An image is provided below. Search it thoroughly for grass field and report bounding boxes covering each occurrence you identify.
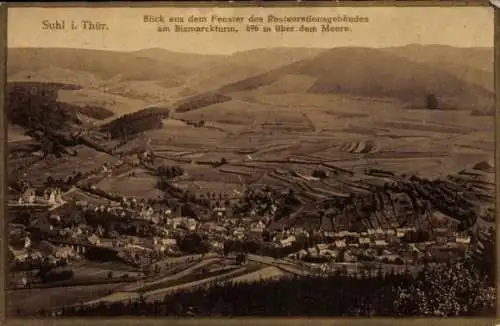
[71,265,144,281]
[228,266,288,284]
[8,125,31,142]
[138,266,242,292]
[57,88,150,120]
[62,188,111,205]
[110,89,495,197]
[7,283,126,316]
[96,168,163,199]
[22,146,118,185]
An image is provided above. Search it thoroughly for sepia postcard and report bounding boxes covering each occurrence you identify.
[2,2,498,324]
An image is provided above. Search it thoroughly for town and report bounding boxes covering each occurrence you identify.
[8,143,493,312]
[5,25,496,316]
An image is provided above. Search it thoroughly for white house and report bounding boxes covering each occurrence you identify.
[359,237,370,245]
[455,235,471,245]
[374,239,388,247]
[396,229,406,238]
[88,234,101,246]
[23,236,31,249]
[335,239,347,248]
[316,243,329,251]
[319,249,339,259]
[280,235,296,247]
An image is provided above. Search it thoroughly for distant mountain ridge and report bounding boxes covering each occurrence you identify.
[381,44,493,92]
[7,48,188,85]
[6,45,494,134]
[217,46,494,111]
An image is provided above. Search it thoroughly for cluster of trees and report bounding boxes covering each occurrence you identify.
[80,210,161,239]
[393,261,492,316]
[413,179,478,230]
[156,165,184,179]
[7,82,80,132]
[174,92,231,113]
[470,227,495,286]
[101,107,169,140]
[426,94,439,110]
[309,176,479,233]
[10,253,67,274]
[222,233,324,259]
[232,188,292,219]
[57,258,495,317]
[156,176,185,197]
[43,174,84,191]
[212,157,228,167]
[312,169,328,179]
[177,233,210,254]
[185,120,206,128]
[75,104,114,120]
[42,206,163,244]
[402,229,433,243]
[37,267,74,284]
[7,82,114,159]
[79,185,122,202]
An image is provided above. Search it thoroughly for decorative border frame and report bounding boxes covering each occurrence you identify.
[0,2,497,325]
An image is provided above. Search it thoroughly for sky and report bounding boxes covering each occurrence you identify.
[7,6,494,54]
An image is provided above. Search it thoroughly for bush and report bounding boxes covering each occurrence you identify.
[312,169,328,179]
[426,94,438,110]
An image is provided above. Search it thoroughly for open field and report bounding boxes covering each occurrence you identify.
[138,266,242,292]
[8,125,31,142]
[79,259,265,306]
[62,188,111,205]
[144,263,264,302]
[79,260,143,273]
[57,87,150,121]
[19,145,118,185]
[121,258,220,292]
[7,283,126,316]
[95,168,164,199]
[71,265,144,281]
[153,91,494,184]
[82,82,494,202]
[228,266,289,284]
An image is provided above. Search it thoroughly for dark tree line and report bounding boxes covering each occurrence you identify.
[101,107,170,140]
[43,173,84,192]
[7,82,79,132]
[57,258,494,317]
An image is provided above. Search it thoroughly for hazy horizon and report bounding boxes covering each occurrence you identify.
[6,43,494,56]
[8,7,493,55]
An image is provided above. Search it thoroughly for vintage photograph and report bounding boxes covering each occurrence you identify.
[5,5,496,317]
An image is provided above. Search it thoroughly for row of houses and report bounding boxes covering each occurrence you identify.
[18,187,65,207]
[323,227,417,240]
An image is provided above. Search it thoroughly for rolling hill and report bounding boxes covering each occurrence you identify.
[382,44,493,92]
[180,47,326,95]
[133,48,225,70]
[7,47,329,117]
[382,44,493,74]
[7,45,495,138]
[218,46,494,111]
[5,80,119,146]
[7,48,187,86]
[7,48,195,110]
